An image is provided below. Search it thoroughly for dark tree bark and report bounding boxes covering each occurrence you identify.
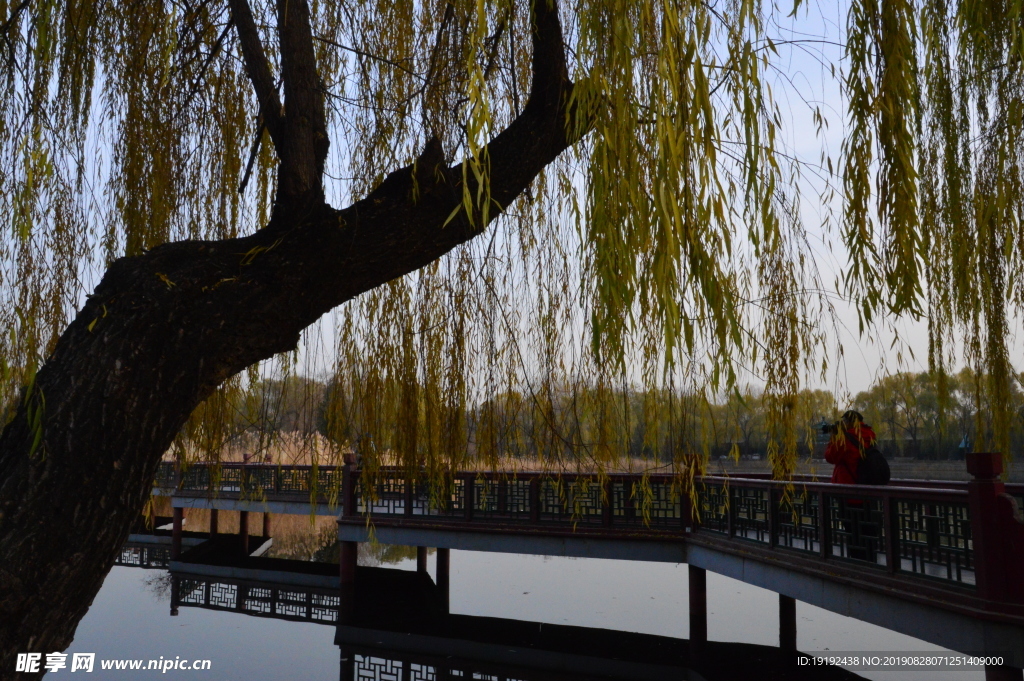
[0,0,591,673]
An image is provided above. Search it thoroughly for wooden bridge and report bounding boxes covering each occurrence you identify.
[154,452,1024,679]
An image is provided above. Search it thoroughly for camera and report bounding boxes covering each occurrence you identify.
[820,422,839,435]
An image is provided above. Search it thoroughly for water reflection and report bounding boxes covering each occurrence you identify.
[87,527,984,681]
[156,546,858,681]
[162,568,861,681]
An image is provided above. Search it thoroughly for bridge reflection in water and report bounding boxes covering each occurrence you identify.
[116,543,171,570]
[159,564,859,681]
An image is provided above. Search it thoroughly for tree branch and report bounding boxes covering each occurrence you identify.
[275,0,328,203]
[227,0,284,148]
[0,0,30,40]
[527,0,569,112]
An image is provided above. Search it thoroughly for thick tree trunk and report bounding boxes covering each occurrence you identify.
[0,0,588,671]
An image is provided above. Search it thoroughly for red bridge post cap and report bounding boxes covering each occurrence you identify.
[966,452,1003,479]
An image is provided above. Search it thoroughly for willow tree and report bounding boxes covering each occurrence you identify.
[1,0,1022,665]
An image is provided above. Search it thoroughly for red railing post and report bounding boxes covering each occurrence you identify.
[341,453,357,517]
[339,452,359,624]
[239,511,249,555]
[498,477,508,516]
[529,477,541,523]
[726,485,735,537]
[171,507,183,560]
[463,474,474,521]
[602,477,613,527]
[685,479,700,533]
[404,475,414,517]
[818,492,831,558]
[883,495,898,574]
[688,481,696,532]
[967,452,1010,601]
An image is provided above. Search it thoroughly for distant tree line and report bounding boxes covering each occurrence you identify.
[186,369,1024,465]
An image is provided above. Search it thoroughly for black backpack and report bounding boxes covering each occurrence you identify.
[855,444,891,485]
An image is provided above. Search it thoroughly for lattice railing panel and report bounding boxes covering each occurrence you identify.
[828,495,887,567]
[564,479,604,524]
[425,477,467,517]
[356,656,403,681]
[311,593,340,622]
[777,492,820,553]
[214,467,244,493]
[278,468,311,494]
[115,545,171,569]
[612,480,681,527]
[244,468,276,495]
[359,475,407,515]
[172,577,341,623]
[314,468,343,496]
[538,479,573,522]
[179,467,211,492]
[244,594,272,614]
[699,483,729,533]
[155,462,177,488]
[208,582,238,608]
[466,478,532,519]
[416,477,462,516]
[731,487,770,543]
[506,479,532,518]
[178,579,206,605]
[407,663,436,681]
[896,500,974,584]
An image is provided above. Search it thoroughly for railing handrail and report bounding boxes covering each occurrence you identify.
[157,460,1019,491]
[695,474,970,500]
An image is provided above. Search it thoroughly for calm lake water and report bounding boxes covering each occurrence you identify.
[65,543,984,681]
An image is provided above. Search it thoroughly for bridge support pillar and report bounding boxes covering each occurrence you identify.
[437,547,450,614]
[339,647,355,681]
[171,507,183,559]
[688,565,707,662]
[340,541,358,623]
[417,546,428,574]
[779,594,796,652]
[239,511,249,555]
[262,512,272,538]
[209,508,218,536]
[986,664,1024,681]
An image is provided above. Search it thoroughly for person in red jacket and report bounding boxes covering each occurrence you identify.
[824,410,877,484]
[823,410,879,561]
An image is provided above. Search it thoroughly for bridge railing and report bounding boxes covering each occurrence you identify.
[696,476,974,586]
[156,455,1024,603]
[155,462,342,501]
[349,469,688,529]
[170,574,340,624]
[343,458,1024,603]
[114,544,172,569]
[345,470,976,585]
